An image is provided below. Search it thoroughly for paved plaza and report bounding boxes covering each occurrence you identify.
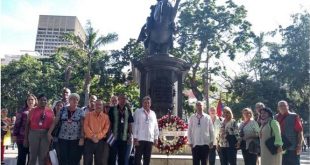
[3,147,310,165]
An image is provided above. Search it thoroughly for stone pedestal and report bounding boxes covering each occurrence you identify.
[133,55,190,118]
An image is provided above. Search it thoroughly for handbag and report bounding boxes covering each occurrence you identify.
[47,141,59,165]
[265,120,278,155]
[226,134,237,147]
[49,149,59,165]
[248,138,260,155]
[51,108,64,137]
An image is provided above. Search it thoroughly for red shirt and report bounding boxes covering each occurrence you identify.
[29,107,54,130]
[277,112,303,133]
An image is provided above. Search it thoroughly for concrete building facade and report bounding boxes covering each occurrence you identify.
[34,15,86,56]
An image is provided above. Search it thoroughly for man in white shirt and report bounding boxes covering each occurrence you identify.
[208,107,222,165]
[133,96,159,165]
[188,101,214,165]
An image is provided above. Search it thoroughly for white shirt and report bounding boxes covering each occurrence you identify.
[188,112,214,147]
[211,116,222,145]
[133,108,159,142]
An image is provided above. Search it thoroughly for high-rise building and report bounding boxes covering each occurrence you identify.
[34,15,86,56]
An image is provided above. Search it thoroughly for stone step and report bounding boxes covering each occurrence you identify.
[150,154,244,165]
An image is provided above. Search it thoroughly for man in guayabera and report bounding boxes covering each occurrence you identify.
[133,96,159,165]
[188,101,214,165]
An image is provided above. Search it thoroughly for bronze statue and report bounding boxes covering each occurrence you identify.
[137,0,181,55]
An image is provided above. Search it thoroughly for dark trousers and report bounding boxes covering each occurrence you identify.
[241,149,257,165]
[134,141,153,165]
[17,143,29,165]
[108,140,128,165]
[1,141,4,162]
[209,147,219,165]
[58,139,82,165]
[192,145,210,165]
[102,140,110,165]
[219,147,237,165]
[282,150,300,165]
[83,139,107,165]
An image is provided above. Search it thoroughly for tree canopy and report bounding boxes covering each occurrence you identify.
[1,1,309,123]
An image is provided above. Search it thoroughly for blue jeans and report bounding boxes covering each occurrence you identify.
[125,142,133,165]
[282,150,300,165]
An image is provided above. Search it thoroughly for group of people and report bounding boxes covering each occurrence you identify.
[0,87,305,165]
[2,88,159,165]
[187,101,304,165]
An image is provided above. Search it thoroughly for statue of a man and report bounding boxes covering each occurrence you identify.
[137,0,180,56]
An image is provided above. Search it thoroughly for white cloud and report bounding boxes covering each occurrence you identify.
[235,0,310,33]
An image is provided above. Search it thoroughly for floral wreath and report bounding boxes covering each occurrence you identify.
[156,113,188,155]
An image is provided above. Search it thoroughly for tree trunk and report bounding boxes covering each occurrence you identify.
[189,77,204,101]
[64,66,72,88]
[171,0,181,21]
[204,54,210,111]
[83,55,92,106]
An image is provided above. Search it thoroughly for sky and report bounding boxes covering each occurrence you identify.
[0,0,309,61]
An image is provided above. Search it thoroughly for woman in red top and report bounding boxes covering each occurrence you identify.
[24,94,54,165]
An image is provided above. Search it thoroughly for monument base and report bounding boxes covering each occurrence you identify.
[150,147,246,165]
[133,55,190,118]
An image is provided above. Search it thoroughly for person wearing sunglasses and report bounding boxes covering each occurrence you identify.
[188,101,214,165]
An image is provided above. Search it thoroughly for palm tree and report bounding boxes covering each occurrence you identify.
[62,20,118,105]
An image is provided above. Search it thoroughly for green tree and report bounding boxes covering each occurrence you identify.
[226,75,287,118]
[1,55,64,114]
[1,55,41,113]
[266,12,310,120]
[62,21,118,105]
[227,11,310,119]
[175,0,254,110]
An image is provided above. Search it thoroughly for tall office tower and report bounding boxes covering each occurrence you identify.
[34,15,86,56]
